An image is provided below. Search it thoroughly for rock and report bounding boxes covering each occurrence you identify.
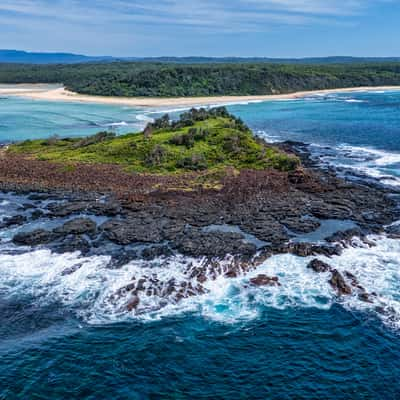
[47,200,121,218]
[47,201,89,217]
[344,271,359,287]
[0,215,27,228]
[31,210,44,220]
[53,218,97,237]
[358,293,373,303]
[281,242,342,258]
[325,228,362,244]
[250,275,281,287]
[61,263,83,276]
[108,250,138,269]
[89,201,122,216]
[307,259,331,273]
[53,235,90,254]
[385,224,400,239]
[329,269,352,296]
[175,228,256,257]
[20,203,36,210]
[282,217,321,234]
[27,193,57,201]
[142,245,173,260]
[12,229,54,246]
[100,219,164,244]
[127,295,140,311]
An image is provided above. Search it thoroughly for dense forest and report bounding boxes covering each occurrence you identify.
[1,62,400,97]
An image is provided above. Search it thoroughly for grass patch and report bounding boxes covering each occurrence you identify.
[8,107,300,174]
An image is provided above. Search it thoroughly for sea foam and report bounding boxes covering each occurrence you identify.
[1,234,400,328]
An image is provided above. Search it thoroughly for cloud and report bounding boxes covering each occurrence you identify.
[0,0,383,32]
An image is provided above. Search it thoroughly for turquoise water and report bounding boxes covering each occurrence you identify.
[1,91,400,399]
[0,96,148,142]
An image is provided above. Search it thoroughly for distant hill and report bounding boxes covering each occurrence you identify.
[0,50,113,64]
[1,50,400,65]
[131,56,400,64]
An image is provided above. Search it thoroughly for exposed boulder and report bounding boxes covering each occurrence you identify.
[307,259,332,273]
[100,219,164,244]
[53,218,97,237]
[0,215,27,229]
[329,269,352,296]
[280,242,342,257]
[13,229,54,246]
[325,228,362,244]
[175,228,256,257]
[250,275,281,287]
[53,235,91,255]
[142,245,173,260]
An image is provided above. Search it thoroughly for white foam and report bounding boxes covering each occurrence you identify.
[105,121,129,127]
[1,233,400,328]
[135,114,154,122]
[310,143,400,187]
[338,145,400,166]
[344,99,365,103]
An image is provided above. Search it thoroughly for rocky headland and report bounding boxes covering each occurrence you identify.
[0,107,398,313]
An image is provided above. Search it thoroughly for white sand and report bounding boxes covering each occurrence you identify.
[1,84,400,107]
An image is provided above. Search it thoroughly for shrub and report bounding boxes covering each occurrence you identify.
[43,134,60,146]
[177,154,207,171]
[145,145,168,167]
[73,131,116,148]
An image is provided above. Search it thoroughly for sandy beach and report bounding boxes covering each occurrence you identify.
[1,83,400,107]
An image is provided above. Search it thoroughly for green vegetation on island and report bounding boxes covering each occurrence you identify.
[8,107,299,174]
[1,62,400,97]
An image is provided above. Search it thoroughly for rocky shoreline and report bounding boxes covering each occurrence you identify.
[0,142,399,313]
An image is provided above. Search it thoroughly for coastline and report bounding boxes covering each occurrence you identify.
[1,84,400,107]
[0,141,397,315]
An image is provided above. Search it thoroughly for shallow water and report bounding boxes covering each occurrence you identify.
[1,91,400,399]
[0,96,148,142]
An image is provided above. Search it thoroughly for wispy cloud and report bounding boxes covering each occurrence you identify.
[0,0,394,56]
[0,0,384,31]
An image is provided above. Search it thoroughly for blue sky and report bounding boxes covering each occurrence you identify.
[0,0,399,57]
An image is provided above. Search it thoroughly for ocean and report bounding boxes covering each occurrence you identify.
[1,91,400,399]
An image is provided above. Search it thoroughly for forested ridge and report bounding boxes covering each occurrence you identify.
[1,62,400,97]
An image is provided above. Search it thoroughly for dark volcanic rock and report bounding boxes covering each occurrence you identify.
[127,295,140,311]
[0,215,27,229]
[53,235,91,254]
[385,224,400,239]
[325,228,362,244]
[175,228,256,257]
[108,250,138,269]
[100,219,163,244]
[250,275,281,287]
[307,259,332,273]
[100,217,184,245]
[53,218,97,237]
[20,203,36,210]
[47,200,122,218]
[358,292,374,303]
[280,242,342,257]
[13,229,54,246]
[47,201,89,217]
[142,245,173,260]
[282,217,321,234]
[329,269,352,296]
[31,210,45,220]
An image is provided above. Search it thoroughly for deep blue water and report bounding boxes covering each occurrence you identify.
[1,307,399,399]
[1,90,400,399]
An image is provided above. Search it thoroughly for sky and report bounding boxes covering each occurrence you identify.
[0,0,399,57]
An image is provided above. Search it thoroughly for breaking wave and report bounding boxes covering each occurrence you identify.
[0,234,399,328]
